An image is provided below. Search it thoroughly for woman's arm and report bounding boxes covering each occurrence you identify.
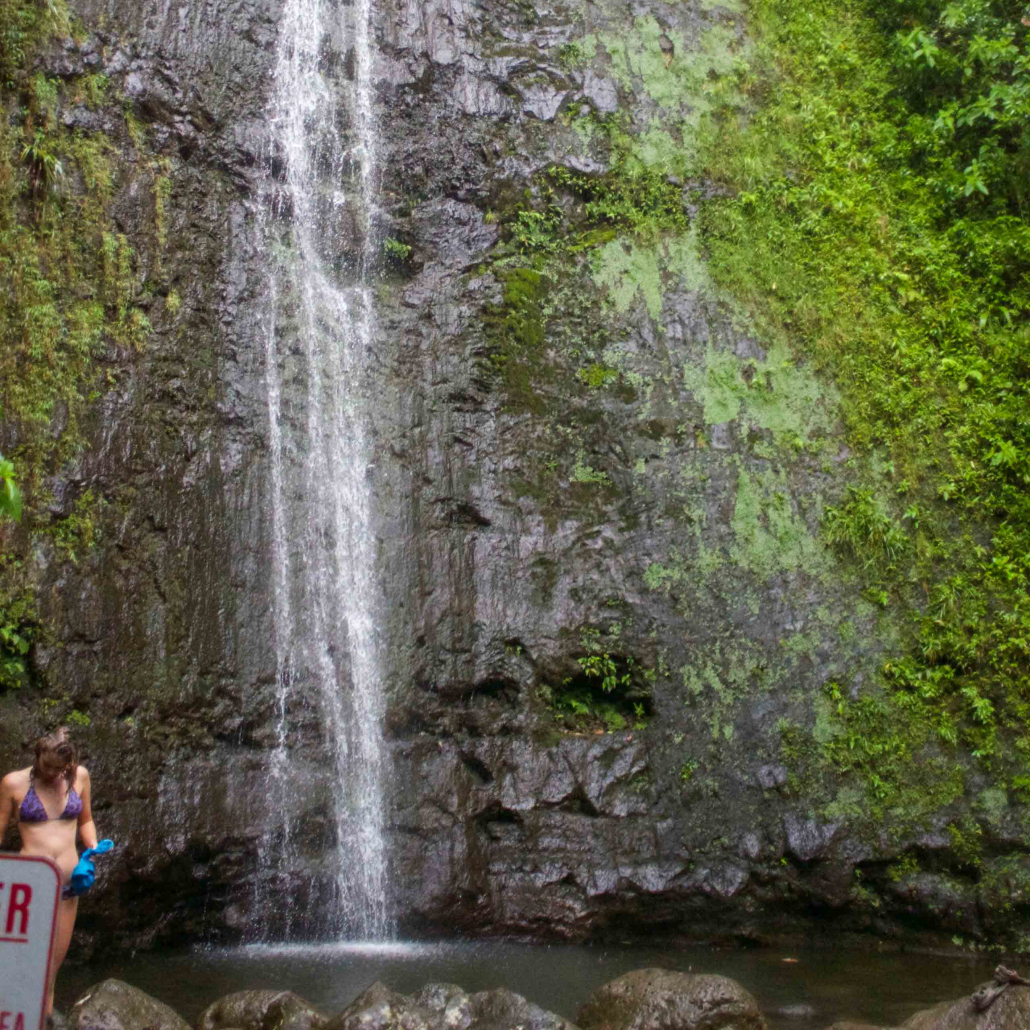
[77,767,98,850]
[0,773,15,848]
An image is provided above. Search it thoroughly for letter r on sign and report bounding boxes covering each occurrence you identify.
[6,883,32,935]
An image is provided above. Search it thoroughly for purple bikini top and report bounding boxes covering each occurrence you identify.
[19,774,82,823]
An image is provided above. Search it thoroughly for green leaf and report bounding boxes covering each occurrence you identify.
[0,473,22,522]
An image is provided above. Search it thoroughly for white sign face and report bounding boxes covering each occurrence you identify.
[0,854,61,1030]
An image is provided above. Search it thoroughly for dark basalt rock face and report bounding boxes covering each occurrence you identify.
[1,0,1026,957]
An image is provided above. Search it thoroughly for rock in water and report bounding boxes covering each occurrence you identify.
[325,983,575,1030]
[70,980,190,1030]
[577,969,766,1030]
[326,982,434,1030]
[198,991,327,1030]
[468,988,579,1030]
[414,984,473,1030]
[901,985,1030,1028]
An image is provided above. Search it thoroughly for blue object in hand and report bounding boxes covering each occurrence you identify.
[70,839,114,896]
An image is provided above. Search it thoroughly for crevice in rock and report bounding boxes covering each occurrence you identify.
[433,496,492,526]
[502,637,533,662]
[538,655,653,735]
[555,786,600,818]
[476,803,525,842]
[460,751,494,785]
[446,391,486,413]
[383,704,441,739]
[471,675,520,700]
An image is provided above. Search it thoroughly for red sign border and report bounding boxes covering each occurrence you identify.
[0,853,61,1030]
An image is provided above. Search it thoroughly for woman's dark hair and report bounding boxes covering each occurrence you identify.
[33,727,77,785]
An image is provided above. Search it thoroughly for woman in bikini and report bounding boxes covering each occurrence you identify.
[0,728,98,1016]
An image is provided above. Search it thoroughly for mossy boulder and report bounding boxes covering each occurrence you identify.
[197,991,327,1030]
[469,988,578,1030]
[577,969,766,1030]
[901,987,1030,1030]
[325,982,572,1030]
[70,979,189,1030]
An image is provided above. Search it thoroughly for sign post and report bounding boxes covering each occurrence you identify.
[0,854,61,1030]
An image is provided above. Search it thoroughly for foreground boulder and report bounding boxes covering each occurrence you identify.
[326,982,574,1030]
[577,969,766,1030]
[901,986,1030,1029]
[198,990,327,1030]
[469,988,577,1030]
[415,984,473,1030]
[70,980,190,1030]
[326,982,432,1030]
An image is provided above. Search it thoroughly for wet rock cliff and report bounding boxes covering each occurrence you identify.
[1,0,1028,957]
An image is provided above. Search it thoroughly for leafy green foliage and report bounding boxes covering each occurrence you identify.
[882,0,1029,212]
[556,41,585,70]
[698,0,1030,826]
[21,128,63,195]
[577,649,632,693]
[48,488,103,564]
[510,203,567,255]
[0,455,22,522]
[540,682,636,733]
[823,488,909,567]
[570,453,611,486]
[0,561,36,691]
[75,73,108,109]
[485,157,688,410]
[507,162,688,256]
[0,0,67,85]
[1,0,150,499]
[549,164,689,239]
[383,236,411,261]
[577,362,619,389]
[537,628,651,734]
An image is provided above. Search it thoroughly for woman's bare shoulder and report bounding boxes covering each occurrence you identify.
[1,767,31,792]
[75,765,90,788]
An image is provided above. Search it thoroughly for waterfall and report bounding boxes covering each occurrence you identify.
[259,0,388,940]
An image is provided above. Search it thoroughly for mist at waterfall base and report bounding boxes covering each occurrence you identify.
[57,939,995,1029]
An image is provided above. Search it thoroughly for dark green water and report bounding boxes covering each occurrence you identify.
[57,940,997,1029]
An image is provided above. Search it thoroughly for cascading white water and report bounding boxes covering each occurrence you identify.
[259,0,388,940]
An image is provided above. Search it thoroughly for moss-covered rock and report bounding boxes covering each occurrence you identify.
[71,979,189,1030]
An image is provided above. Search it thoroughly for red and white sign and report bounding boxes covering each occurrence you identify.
[0,854,61,1030]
